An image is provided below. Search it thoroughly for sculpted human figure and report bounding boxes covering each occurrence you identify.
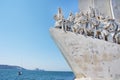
[115,21,120,32]
[105,19,117,42]
[89,7,95,18]
[72,12,87,34]
[72,22,81,34]
[54,8,64,29]
[113,21,120,43]
[53,7,120,45]
[74,12,81,24]
[88,16,100,38]
[66,12,75,31]
[83,12,93,36]
[72,12,81,33]
[93,13,110,39]
[99,18,111,41]
[67,12,75,22]
[57,8,64,20]
[94,9,100,18]
[115,32,120,44]
[78,12,88,36]
[108,19,118,32]
[81,14,90,35]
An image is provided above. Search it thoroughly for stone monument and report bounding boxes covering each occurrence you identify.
[50,0,120,80]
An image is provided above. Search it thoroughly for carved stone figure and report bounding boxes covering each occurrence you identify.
[53,7,120,45]
[89,7,95,18]
[54,14,63,29]
[72,12,83,33]
[54,8,64,29]
[67,12,75,31]
[72,22,81,34]
[74,12,81,24]
[116,32,120,44]
[78,13,88,36]
[115,32,120,44]
[67,12,75,22]
[62,19,72,32]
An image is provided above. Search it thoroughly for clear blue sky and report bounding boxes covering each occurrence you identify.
[0,0,78,71]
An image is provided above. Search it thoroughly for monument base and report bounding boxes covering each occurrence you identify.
[50,28,120,80]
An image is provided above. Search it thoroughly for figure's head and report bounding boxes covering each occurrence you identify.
[69,12,73,16]
[75,12,79,18]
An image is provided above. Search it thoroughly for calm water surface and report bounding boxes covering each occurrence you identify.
[0,69,75,80]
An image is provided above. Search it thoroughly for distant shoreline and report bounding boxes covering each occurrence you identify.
[0,65,72,72]
[0,64,25,70]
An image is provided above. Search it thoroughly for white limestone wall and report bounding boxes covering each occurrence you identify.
[78,0,113,18]
[112,0,120,22]
[78,0,93,13]
[94,0,113,18]
[79,0,120,21]
[50,28,120,80]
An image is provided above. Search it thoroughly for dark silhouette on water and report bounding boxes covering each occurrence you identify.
[18,71,22,76]
[15,71,23,80]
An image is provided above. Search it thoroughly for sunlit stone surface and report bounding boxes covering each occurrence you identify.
[50,28,120,80]
[50,0,120,80]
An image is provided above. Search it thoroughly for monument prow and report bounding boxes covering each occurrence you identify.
[50,0,120,80]
[50,28,120,80]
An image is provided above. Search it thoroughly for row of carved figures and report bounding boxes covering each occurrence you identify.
[54,7,120,44]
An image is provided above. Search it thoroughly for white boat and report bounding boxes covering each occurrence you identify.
[50,0,120,80]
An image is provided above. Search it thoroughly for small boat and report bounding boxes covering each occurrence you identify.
[18,71,22,76]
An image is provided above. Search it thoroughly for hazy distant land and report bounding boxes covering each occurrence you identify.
[0,64,25,70]
[0,64,45,71]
